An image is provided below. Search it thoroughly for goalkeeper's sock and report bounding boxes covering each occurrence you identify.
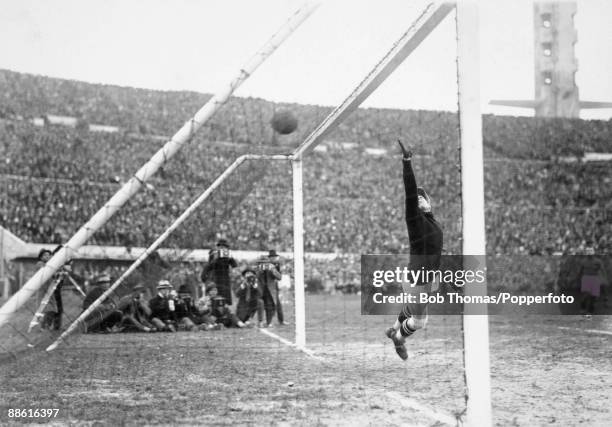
[393,309,409,330]
[398,318,416,338]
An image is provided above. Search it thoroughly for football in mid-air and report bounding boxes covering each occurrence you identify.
[270,110,298,135]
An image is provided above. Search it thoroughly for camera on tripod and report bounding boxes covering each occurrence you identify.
[52,263,72,279]
[209,248,230,261]
[256,258,276,272]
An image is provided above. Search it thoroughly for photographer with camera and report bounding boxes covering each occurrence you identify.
[200,239,238,305]
[175,284,209,331]
[235,268,264,327]
[36,245,86,330]
[202,284,246,328]
[256,250,286,328]
[35,249,61,330]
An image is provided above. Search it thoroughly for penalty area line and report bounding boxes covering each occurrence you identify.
[386,391,458,426]
[557,326,612,336]
[257,328,326,362]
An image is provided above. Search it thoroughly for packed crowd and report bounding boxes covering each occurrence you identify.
[1,69,611,258]
[4,69,612,153]
[2,142,609,255]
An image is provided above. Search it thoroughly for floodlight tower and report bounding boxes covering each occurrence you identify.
[491,1,612,117]
[534,1,579,117]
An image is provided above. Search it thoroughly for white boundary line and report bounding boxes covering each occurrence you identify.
[258,328,461,425]
[557,326,612,336]
[257,327,326,361]
[386,391,459,426]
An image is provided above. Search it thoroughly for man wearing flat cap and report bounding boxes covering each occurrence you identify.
[83,274,113,310]
[201,239,237,305]
[82,274,124,333]
[149,280,177,332]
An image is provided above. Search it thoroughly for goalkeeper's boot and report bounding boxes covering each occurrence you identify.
[385,327,408,361]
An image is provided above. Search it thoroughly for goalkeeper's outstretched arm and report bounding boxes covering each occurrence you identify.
[398,140,423,243]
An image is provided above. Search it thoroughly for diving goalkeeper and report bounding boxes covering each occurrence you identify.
[385,141,444,360]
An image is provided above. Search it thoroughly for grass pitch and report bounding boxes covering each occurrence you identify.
[1,294,611,426]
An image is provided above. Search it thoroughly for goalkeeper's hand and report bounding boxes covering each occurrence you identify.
[397,140,412,160]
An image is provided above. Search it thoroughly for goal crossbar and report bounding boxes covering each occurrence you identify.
[294,2,456,159]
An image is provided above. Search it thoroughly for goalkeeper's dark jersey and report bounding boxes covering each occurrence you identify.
[403,159,443,271]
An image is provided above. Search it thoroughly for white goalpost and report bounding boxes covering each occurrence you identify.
[456,2,492,426]
[27,1,491,425]
[292,158,306,349]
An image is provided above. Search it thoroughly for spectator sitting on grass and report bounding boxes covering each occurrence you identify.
[82,274,124,333]
[175,284,210,331]
[148,280,177,332]
[202,284,246,329]
[119,284,156,332]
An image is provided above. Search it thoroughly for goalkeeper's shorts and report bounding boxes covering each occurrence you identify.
[400,280,439,318]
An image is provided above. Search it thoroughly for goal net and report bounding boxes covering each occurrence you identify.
[0,3,484,425]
